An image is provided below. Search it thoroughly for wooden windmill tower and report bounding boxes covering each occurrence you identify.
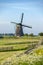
[11,13,32,36]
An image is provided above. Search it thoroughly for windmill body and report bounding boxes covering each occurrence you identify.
[11,13,32,36]
[16,24,24,36]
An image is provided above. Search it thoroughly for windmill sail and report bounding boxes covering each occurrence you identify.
[11,13,32,36]
[22,24,32,28]
[11,22,18,25]
[21,13,24,24]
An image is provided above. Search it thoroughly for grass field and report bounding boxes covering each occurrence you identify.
[0,36,43,65]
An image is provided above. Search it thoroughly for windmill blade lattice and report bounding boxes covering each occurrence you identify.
[11,13,32,36]
[22,24,32,28]
[11,22,18,25]
[21,13,24,24]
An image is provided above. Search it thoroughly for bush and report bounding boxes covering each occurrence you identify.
[24,34,28,36]
[0,35,4,39]
[29,33,34,36]
[38,32,43,36]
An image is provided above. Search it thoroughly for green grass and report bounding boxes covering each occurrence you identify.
[0,44,28,52]
[0,45,43,65]
[0,38,39,45]
[0,36,43,65]
[0,37,39,51]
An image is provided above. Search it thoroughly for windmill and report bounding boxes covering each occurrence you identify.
[11,13,32,36]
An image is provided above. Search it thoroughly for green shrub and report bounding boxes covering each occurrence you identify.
[38,32,43,36]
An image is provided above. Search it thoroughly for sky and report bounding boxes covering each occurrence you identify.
[0,0,43,35]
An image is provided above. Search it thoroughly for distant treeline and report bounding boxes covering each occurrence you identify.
[24,32,43,36]
[0,33,15,38]
[0,32,43,38]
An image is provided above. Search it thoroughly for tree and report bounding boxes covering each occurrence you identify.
[29,33,34,36]
[38,32,43,36]
[24,33,28,36]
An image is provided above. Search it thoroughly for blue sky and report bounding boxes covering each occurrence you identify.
[0,0,43,35]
